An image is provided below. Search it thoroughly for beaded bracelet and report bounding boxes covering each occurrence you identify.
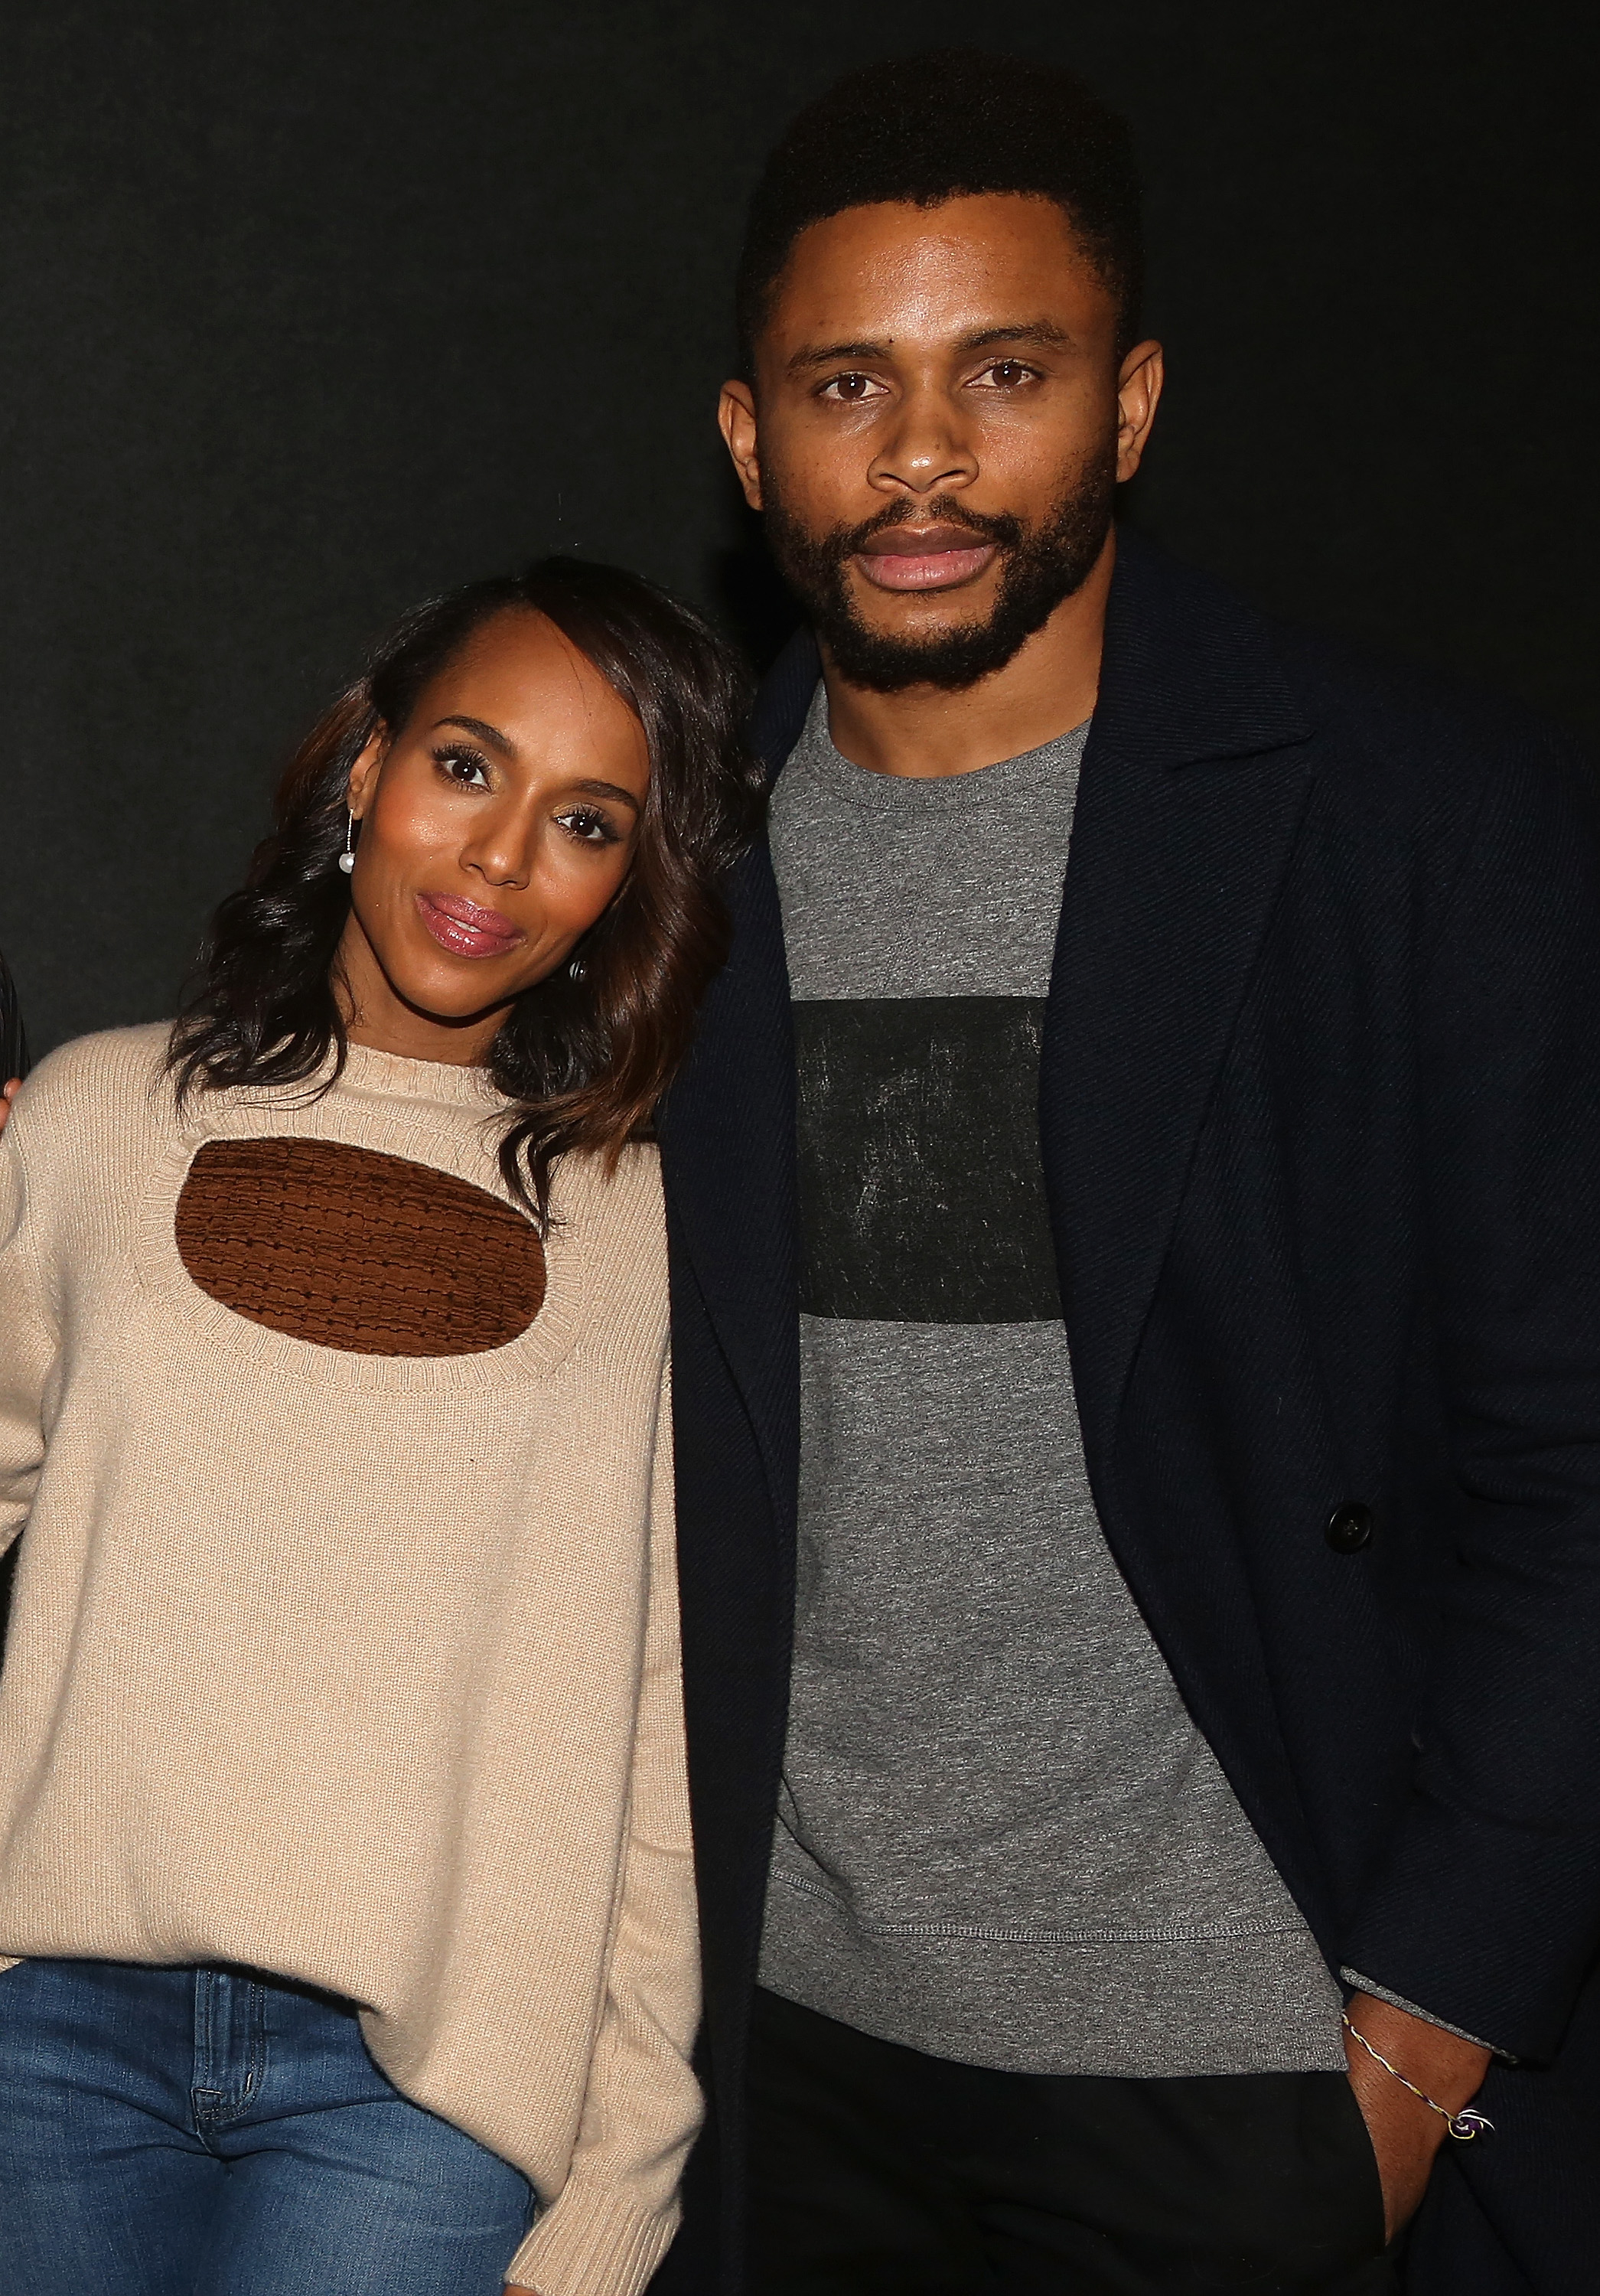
[1341,2013,1494,2141]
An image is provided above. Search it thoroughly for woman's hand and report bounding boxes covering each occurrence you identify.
[0,1079,18,1134]
[1344,1994,1492,2240]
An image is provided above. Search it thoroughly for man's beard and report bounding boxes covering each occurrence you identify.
[761,445,1118,693]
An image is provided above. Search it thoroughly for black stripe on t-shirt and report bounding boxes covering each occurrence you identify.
[794,996,1063,1323]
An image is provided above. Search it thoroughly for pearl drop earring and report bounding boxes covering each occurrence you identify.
[337,811,356,874]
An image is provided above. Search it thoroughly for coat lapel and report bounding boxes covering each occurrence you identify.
[656,632,816,1531]
[1042,534,1315,1473]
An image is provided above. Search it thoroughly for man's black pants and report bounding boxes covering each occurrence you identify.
[747,1988,1397,2294]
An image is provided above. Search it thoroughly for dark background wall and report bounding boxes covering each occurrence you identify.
[2,0,1595,1059]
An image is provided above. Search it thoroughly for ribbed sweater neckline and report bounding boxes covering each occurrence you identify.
[334,1040,505,1110]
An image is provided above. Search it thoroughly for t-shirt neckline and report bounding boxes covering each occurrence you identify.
[786,687,1092,814]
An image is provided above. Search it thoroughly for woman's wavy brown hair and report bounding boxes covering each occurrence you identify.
[169,558,764,1224]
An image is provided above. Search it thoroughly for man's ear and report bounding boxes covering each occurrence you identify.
[719,380,763,510]
[1115,340,1165,483]
[345,726,387,821]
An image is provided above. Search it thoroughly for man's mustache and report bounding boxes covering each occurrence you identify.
[828,496,1025,560]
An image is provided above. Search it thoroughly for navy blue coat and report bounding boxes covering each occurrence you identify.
[654,534,1600,2294]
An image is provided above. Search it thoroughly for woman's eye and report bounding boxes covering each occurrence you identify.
[820,372,885,405]
[435,745,490,790]
[556,806,621,847]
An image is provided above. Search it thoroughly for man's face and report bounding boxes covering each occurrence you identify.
[720,193,1162,691]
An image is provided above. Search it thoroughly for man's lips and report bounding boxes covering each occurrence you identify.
[853,525,998,593]
[415,892,523,958]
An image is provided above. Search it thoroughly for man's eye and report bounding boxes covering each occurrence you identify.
[556,807,620,846]
[435,745,490,789]
[974,359,1037,390]
[819,372,884,404]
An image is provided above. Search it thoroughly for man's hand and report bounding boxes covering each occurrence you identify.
[0,1078,18,1135]
[1343,1993,1492,2240]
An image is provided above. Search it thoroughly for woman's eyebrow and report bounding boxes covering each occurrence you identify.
[432,713,515,755]
[576,778,642,814]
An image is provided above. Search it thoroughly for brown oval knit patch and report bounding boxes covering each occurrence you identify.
[174,1137,546,1355]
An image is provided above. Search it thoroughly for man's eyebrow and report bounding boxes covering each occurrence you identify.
[432,713,515,756]
[787,320,1073,377]
[787,338,892,376]
[958,320,1072,352]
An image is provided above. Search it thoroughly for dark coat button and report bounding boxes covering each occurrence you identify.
[1325,1500,1374,1554]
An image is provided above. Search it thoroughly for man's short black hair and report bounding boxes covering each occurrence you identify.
[735,48,1144,374]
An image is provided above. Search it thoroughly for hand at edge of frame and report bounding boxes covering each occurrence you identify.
[0,1079,18,1135]
[1343,1992,1492,2242]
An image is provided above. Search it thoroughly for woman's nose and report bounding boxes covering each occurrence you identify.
[461,804,538,890]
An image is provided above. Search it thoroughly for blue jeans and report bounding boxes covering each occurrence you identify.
[0,1958,536,2295]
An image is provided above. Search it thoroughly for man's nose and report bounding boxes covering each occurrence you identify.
[868,383,978,496]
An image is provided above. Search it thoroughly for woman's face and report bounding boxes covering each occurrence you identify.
[336,607,650,1064]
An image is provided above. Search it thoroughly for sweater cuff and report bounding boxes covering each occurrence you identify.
[1338,1968,1501,2054]
[507,2181,679,2296]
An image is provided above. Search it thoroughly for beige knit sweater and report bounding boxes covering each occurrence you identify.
[0,1025,701,2296]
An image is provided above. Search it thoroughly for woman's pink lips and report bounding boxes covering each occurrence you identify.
[853,542,997,592]
[415,892,523,958]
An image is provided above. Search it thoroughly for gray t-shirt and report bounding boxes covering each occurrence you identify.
[761,686,1344,2077]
